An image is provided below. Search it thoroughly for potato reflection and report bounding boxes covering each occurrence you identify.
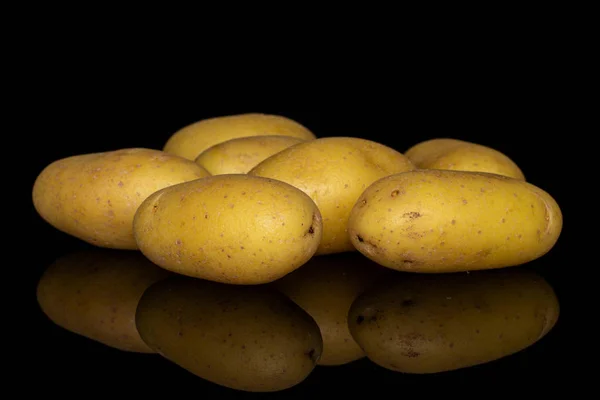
[135,276,323,393]
[36,249,171,353]
[272,252,389,366]
[348,268,559,374]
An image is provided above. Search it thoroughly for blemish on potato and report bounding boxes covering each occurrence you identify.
[391,189,401,197]
[402,212,421,219]
[451,219,456,225]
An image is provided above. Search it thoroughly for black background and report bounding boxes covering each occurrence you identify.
[20,53,576,395]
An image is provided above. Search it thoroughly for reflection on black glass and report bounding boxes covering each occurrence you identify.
[136,276,323,393]
[36,249,560,392]
[271,252,389,366]
[348,268,559,374]
[36,249,171,353]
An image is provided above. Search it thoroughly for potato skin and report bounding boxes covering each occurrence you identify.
[348,169,562,273]
[248,137,416,255]
[32,148,211,249]
[195,135,306,175]
[163,113,317,160]
[135,277,323,392]
[133,174,323,285]
[272,253,388,366]
[405,138,525,180]
[348,269,559,374]
[36,249,171,353]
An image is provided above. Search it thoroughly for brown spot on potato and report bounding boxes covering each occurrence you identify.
[403,212,421,219]
[118,181,124,187]
[152,204,158,213]
[176,239,182,245]
[306,348,318,363]
[462,199,468,204]
[451,219,456,225]
[401,350,420,358]
[356,235,364,243]
[391,189,401,197]
[359,199,367,207]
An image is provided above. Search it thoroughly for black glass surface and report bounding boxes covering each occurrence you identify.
[27,106,569,395]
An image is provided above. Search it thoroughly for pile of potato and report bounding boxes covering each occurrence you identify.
[33,113,563,392]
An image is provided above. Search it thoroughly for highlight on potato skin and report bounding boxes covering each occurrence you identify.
[132,174,323,285]
[135,276,323,393]
[36,249,172,353]
[347,268,560,374]
[32,148,211,250]
[404,138,525,180]
[163,113,317,161]
[348,169,562,273]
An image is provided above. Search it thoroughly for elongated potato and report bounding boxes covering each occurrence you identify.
[348,169,562,273]
[163,113,317,160]
[32,148,211,249]
[404,138,525,180]
[136,276,323,392]
[36,249,171,352]
[195,135,306,175]
[133,174,323,285]
[348,269,559,373]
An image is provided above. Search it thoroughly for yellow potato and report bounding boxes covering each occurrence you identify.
[195,135,306,175]
[32,148,211,249]
[163,113,317,160]
[135,276,323,392]
[348,269,559,373]
[36,249,171,353]
[348,169,562,273]
[405,138,525,180]
[248,137,416,255]
[133,174,323,285]
[272,253,388,366]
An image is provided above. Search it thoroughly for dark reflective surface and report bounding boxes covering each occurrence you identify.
[28,109,569,394]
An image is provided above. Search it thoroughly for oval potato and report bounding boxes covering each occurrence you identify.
[248,137,416,255]
[133,174,323,284]
[348,269,559,373]
[195,135,306,175]
[135,276,323,392]
[348,169,562,273]
[405,138,525,180]
[272,253,388,366]
[36,249,171,353]
[32,148,211,249]
[163,113,317,160]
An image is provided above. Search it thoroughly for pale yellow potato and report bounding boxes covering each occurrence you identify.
[348,169,562,273]
[248,137,416,255]
[348,269,559,373]
[32,148,211,249]
[163,113,317,160]
[136,276,323,392]
[36,249,171,353]
[195,135,305,175]
[272,253,388,366]
[405,138,525,180]
[133,174,323,285]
